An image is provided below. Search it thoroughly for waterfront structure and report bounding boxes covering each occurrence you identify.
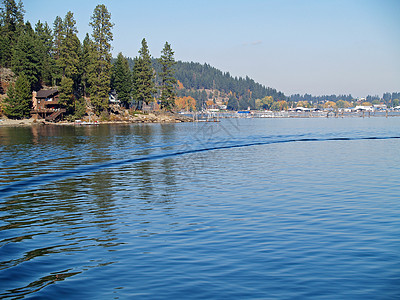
[31,89,66,121]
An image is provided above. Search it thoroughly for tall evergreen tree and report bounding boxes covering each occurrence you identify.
[131,56,140,109]
[88,4,113,115]
[80,33,95,98]
[52,16,63,60]
[3,72,31,118]
[58,75,74,114]
[0,0,24,67]
[52,16,63,85]
[158,41,176,110]
[35,20,55,86]
[52,12,81,114]
[11,21,40,90]
[58,11,80,80]
[111,52,132,108]
[132,38,156,108]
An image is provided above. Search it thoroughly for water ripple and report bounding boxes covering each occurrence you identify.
[1,135,399,198]
[1,120,400,299]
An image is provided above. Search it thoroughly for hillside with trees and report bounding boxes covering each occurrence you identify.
[0,0,179,120]
[0,0,118,119]
[123,57,287,111]
[173,61,287,111]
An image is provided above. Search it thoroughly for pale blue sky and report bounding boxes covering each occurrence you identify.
[23,0,399,97]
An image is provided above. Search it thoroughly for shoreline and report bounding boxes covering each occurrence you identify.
[1,112,399,127]
[0,112,194,127]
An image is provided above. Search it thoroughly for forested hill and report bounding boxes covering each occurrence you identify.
[173,61,285,100]
[125,57,286,110]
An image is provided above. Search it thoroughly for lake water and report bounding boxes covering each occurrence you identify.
[1,117,399,299]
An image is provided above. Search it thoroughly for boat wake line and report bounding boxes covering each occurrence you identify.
[1,135,399,198]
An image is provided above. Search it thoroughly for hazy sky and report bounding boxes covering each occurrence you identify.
[24,0,400,97]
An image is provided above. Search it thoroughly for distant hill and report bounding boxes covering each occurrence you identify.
[124,57,286,110]
[173,61,287,110]
[121,57,400,110]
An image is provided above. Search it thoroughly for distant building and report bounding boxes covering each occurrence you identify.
[294,107,311,112]
[373,104,387,111]
[353,105,373,112]
[33,89,60,110]
[31,89,65,121]
[109,90,121,104]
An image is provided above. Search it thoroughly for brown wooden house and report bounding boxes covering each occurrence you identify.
[31,89,66,121]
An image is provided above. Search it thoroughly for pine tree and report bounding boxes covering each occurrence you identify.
[52,16,63,60]
[58,11,80,80]
[74,97,86,119]
[51,12,81,115]
[35,20,55,86]
[3,72,31,118]
[58,76,74,114]
[158,42,176,111]
[131,56,140,109]
[132,38,156,108]
[88,4,113,115]
[11,22,40,90]
[80,33,94,98]
[0,0,24,67]
[111,52,132,108]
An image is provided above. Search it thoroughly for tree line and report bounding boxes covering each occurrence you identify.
[119,58,288,111]
[0,0,177,119]
[289,92,400,108]
[172,61,286,111]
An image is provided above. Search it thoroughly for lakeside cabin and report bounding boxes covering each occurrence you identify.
[31,89,66,121]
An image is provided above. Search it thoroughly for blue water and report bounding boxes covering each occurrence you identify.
[1,118,399,299]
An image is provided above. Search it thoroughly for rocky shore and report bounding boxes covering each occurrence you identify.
[0,112,193,126]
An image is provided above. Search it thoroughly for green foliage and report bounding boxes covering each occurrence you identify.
[59,76,74,113]
[51,16,63,85]
[3,73,31,118]
[132,38,156,107]
[271,102,280,111]
[11,22,40,89]
[289,93,354,104]
[80,33,94,97]
[227,96,239,111]
[57,12,80,80]
[165,61,286,110]
[48,11,81,118]
[99,110,110,121]
[88,4,113,115]
[0,0,24,67]
[89,4,113,59]
[35,20,56,86]
[158,42,176,111]
[73,97,86,120]
[111,52,132,108]
[336,100,351,108]
[371,99,381,105]
[336,100,346,108]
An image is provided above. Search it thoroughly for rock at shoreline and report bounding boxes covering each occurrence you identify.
[0,112,193,126]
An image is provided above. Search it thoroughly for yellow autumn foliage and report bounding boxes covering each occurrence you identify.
[175,96,196,111]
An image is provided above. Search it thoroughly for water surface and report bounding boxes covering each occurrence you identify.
[1,118,399,299]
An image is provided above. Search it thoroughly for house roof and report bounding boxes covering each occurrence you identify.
[36,89,58,99]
